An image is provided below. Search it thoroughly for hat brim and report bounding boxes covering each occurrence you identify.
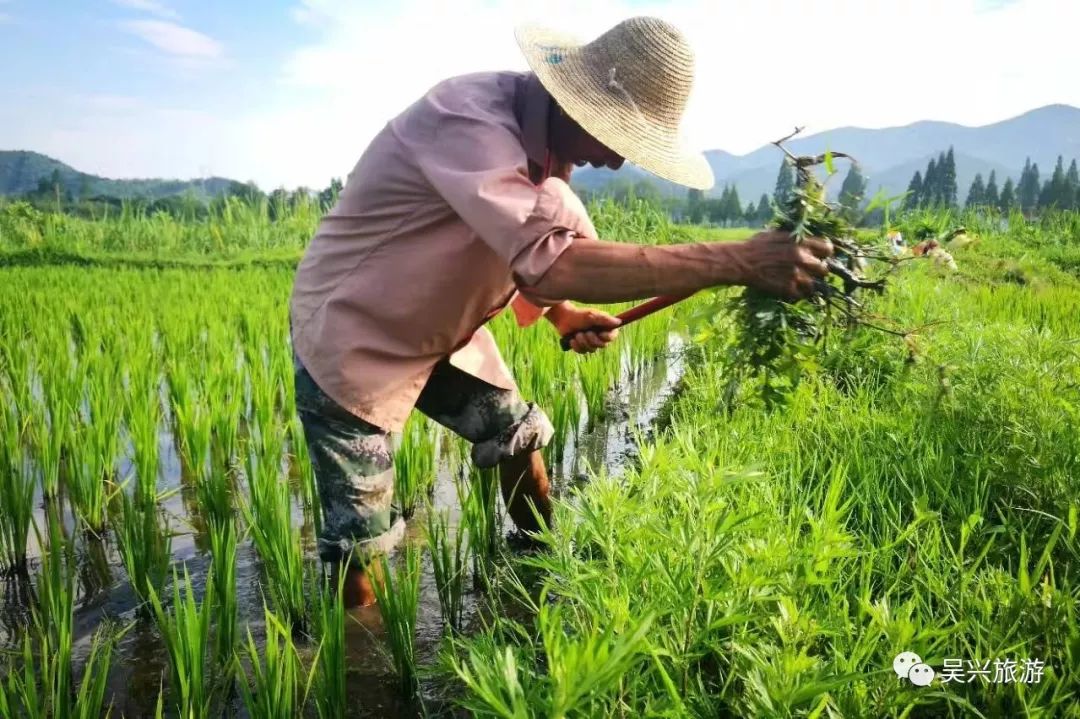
[515,23,715,191]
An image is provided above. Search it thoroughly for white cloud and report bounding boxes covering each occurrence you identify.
[13,0,1077,189]
[120,19,223,60]
[219,0,1079,189]
[111,0,180,20]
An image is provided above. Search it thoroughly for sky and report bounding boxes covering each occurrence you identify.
[1,0,1078,190]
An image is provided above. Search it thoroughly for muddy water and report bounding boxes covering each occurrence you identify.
[0,335,686,718]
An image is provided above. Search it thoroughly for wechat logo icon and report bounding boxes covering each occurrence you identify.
[894,651,935,687]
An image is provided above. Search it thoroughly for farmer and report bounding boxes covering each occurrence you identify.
[289,16,835,607]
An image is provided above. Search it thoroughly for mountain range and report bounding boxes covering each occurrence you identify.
[2,104,1078,205]
[0,150,240,201]
[571,104,1080,203]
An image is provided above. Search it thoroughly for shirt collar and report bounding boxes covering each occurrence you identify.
[514,71,550,168]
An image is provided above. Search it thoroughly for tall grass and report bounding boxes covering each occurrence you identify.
[373,547,422,696]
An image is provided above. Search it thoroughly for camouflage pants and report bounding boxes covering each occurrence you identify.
[294,355,553,566]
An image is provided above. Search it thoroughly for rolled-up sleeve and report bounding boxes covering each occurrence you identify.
[414,116,595,292]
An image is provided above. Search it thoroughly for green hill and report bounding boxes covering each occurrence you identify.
[0,150,242,201]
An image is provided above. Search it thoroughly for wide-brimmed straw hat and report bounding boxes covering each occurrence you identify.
[515,16,714,190]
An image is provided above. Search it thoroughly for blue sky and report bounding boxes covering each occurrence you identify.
[1,0,1076,189]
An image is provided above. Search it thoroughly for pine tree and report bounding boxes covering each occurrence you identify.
[838,164,867,219]
[743,200,757,226]
[924,158,939,206]
[756,193,772,225]
[941,148,958,208]
[725,185,743,225]
[1066,159,1080,211]
[999,177,1017,212]
[965,173,985,208]
[1047,155,1068,209]
[984,170,999,209]
[773,160,795,207]
[687,188,705,223]
[1018,158,1040,213]
[904,170,924,209]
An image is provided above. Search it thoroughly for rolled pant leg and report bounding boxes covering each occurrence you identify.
[414,359,554,468]
[294,360,405,566]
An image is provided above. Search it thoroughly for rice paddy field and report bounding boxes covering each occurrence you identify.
[1,196,1079,718]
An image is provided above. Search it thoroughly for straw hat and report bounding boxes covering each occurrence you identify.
[515,16,715,190]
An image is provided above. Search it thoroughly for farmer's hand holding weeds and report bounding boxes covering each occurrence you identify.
[733,230,835,302]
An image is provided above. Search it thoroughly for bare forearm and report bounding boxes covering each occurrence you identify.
[524,237,751,304]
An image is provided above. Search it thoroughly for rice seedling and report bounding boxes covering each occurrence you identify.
[114,483,173,618]
[148,566,217,719]
[425,506,469,633]
[311,571,347,719]
[393,412,437,519]
[0,399,34,574]
[287,414,321,537]
[234,605,315,719]
[127,361,164,505]
[28,394,65,500]
[458,465,502,589]
[241,424,309,631]
[372,547,422,697]
[171,382,213,485]
[65,365,123,534]
[7,509,118,719]
[208,517,239,665]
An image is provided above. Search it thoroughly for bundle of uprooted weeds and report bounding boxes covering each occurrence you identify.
[698,128,921,409]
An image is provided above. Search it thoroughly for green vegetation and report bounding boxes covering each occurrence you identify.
[373,548,423,697]
[0,194,1078,717]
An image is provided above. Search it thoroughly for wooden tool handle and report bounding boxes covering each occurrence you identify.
[558,293,692,351]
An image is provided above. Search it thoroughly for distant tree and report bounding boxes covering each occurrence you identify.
[923,158,938,206]
[773,160,795,207]
[940,148,958,208]
[686,188,705,223]
[77,175,93,202]
[904,170,923,210]
[999,177,1017,212]
[1043,155,1070,209]
[1017,158,1040,213]
[743,199,757,226]
[1066,159,1080,210]
[984,170,999,209]
[756,193,772,225]
[838,164,867,219]
[965,173,986,208]
[724,185,742,225]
